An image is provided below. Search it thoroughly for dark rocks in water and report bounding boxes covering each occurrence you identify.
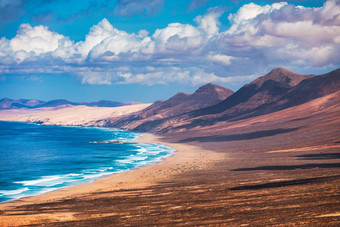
[96,140,125,144]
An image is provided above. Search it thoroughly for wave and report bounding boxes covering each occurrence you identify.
[0,187,29,196]
[0,140,175,203]
[16,175,64,186]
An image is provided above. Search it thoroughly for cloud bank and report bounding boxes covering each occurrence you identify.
[0,0,339,86]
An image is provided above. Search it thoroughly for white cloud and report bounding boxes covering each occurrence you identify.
[207,54,234,65]
[88,29,150,61]
[261,20,340,44]
[1,23,72,63]
[319,0,340,25]
[195,7,223,35]
[149,23,202,54]
[71,18,118,59]
[220,0,340,67]
[0,1,339,86]
[10,24,67,54]
[227,2,287,34]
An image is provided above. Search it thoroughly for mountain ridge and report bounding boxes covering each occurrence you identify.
[124,67,339,133]
[0,98,140,110]
[106,83,234,129]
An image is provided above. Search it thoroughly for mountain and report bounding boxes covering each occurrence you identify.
[0,98,45,110]
[271,68,340,110]
[108,83,234,129]
[79,100,132,107]
[148,83,234,117]
[34,99,77,108]
[130,68,339,133]
[190,67,314,118]
[0,99,137,110]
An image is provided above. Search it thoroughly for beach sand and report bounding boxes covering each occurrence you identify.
[0,133,225,226]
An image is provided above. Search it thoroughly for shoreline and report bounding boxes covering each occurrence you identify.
[0,98,339,225]
[0,128,168,204]
[0,132,225,226]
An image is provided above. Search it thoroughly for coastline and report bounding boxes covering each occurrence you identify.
[0,122,172,204]
[1,93,339,225]
[0,132,225,226]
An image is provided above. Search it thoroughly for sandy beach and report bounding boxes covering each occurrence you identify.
[0,133,225,226]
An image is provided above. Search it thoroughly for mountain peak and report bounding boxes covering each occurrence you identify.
[193,83,234,100]
[195,83,221,92]
[271,67,291,73]
[252,67,313,87]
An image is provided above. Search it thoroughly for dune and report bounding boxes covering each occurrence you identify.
[0,103,151,126]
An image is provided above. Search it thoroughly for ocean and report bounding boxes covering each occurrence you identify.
[0,121,174,203]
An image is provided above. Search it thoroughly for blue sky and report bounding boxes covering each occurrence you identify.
[0,0,339,102]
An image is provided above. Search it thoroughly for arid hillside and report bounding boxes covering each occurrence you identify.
[123,68,339,133]
[105,83,234,130]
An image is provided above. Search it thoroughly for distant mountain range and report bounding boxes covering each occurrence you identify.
[0,98,140,110]
[104,67,340,133]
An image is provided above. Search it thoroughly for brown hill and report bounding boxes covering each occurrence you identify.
[190,67,314,117]
[132,68,339,133]
[252,67,311,87]
[107,83,234,129]
[235,68,340,119]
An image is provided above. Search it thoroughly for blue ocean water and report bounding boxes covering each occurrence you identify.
[0,121,174,203]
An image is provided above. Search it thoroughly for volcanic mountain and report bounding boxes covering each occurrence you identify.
[189,67,314,118]
[108,83,234,130]
[128,67,339,133]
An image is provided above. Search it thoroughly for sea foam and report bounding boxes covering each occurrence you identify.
[0,121,175,203]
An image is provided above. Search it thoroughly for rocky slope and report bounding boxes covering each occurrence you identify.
[130,68,339,133]
[107,83,234,130]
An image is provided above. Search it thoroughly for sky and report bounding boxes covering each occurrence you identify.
[0,0,339,102]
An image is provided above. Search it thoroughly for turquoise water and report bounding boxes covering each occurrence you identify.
[0,121,174,203]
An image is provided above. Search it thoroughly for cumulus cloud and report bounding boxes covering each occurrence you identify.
[114,0,164,16]
[10,24,66,54]
[147,22,202,54]
[221,0,340,67]
[0,0,340,86]
[195,7,224,35]
[226,2,288,35]
[0,23,72,63]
